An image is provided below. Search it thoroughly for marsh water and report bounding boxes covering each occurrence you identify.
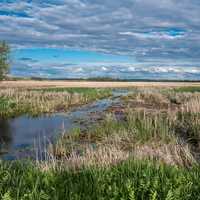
[0,89,129,160]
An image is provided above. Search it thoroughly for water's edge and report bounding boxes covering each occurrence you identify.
[0,89,129,160]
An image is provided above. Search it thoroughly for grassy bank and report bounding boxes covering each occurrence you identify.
[0,88,111,118]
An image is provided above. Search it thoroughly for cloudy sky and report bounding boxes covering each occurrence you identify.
[1,0,200,79]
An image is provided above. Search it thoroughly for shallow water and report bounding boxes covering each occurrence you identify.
[0,89,129,160]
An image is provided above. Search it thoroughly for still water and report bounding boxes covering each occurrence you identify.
[0,89,129,160]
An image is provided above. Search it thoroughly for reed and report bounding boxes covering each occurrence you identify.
[0,88,111,118]
[47,87,200,169]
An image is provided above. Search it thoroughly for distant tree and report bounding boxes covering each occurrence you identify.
[0,41,10,80]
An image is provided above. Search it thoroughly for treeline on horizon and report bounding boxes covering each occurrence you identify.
[5,76,200,82]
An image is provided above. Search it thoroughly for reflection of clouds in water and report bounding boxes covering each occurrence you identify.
[0,119,12,153]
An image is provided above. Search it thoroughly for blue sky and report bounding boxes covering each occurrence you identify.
[1,0,200,79]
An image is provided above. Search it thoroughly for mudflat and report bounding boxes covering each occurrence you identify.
[1,80,200,88]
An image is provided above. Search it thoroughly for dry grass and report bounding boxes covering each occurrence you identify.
[181,95,200,113]
[0,88,111,118]
[1,80,200,89]
[41,87,200,170]
[44,111,197,169]
[134,142,196,168]
[42,140,196,170]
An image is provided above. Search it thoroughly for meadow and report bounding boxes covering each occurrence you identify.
[1,84,200,199]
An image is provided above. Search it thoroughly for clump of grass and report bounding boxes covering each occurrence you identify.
[172,112,200,146]
[135,142,196,168]
[181,95,200,113]
[0,88,111,118]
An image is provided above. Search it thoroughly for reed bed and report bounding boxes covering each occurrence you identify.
[45,87,200,170]
[0,88,111,118]
[47,110,197,169]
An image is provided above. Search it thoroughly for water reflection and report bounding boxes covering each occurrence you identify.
[0,119,12,154]
[0,89,130,160]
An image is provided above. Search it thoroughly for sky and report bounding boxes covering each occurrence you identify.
[0,0,200,80]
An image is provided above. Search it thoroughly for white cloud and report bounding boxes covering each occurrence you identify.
[0,0,200,61]
[119,31,185,40]
[1,0,200,79]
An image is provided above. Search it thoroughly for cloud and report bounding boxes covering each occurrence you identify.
[119,29,186,40]
[0,0,200,61]
[11,58,200,80]
[1,0,200,79]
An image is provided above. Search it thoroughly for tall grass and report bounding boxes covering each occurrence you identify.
[1,160,200,200]
[48,109,197,169]
[0,88,111,118]
[47,87,200,169]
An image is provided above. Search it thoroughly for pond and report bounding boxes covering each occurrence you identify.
[0,89,129,160]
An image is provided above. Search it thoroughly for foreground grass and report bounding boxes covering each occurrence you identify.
[0,88,111,118]
[1,159,200,200]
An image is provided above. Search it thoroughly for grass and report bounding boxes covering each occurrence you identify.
[0,88,111,118]
[1,86,200,199]
[47,87,200,169]
[1,159,200,200]
[49,109,196,169]
[174,86,200,93]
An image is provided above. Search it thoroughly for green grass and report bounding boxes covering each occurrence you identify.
[32,87,110,94]
[0,160,200,200]
[174,87,200,93]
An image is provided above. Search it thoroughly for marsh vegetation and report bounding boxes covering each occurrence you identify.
[0,87,111,118]
[1,86,200,199]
